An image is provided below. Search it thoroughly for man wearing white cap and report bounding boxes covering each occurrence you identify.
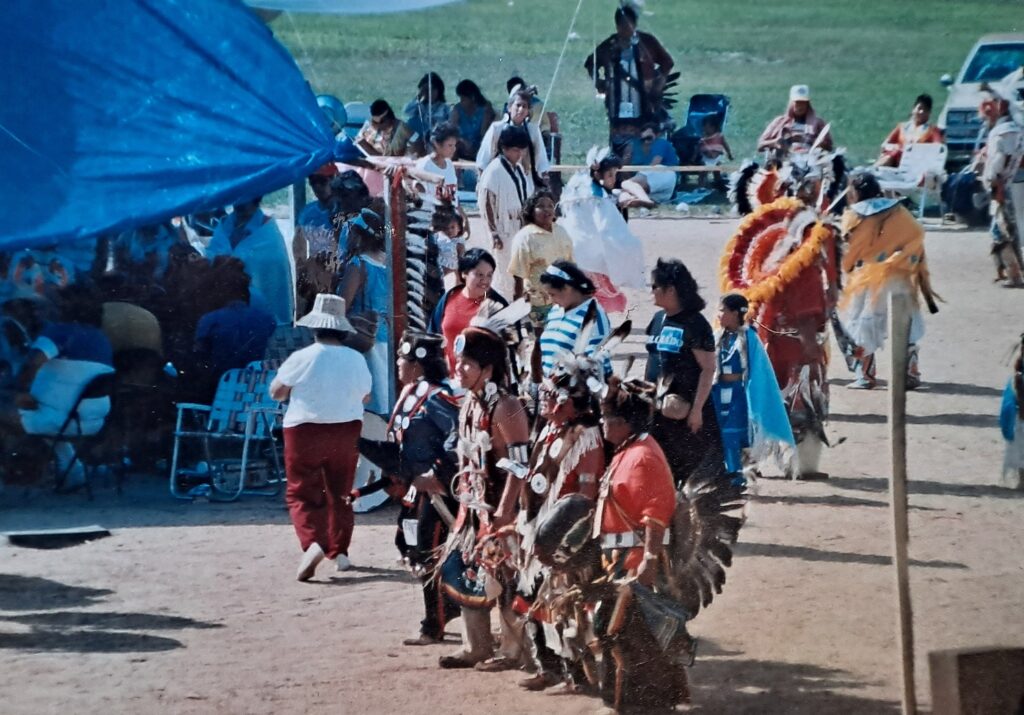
[270,294,372,581]
[757,84,833,156]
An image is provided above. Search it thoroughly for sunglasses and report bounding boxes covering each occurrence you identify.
[640,135,655,142]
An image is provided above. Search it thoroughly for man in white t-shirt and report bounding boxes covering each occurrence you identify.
[270,294,372,581]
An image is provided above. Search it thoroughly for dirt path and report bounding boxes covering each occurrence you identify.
[2,217,1022,714]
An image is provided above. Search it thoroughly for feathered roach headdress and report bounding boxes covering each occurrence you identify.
[544,316,632,408]
[454,298,531,387]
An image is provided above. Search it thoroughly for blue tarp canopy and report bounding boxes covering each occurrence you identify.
[0,0,338,251]
[247,0,460,13]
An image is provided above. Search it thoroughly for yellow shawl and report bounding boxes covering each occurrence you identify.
[839,203,938,312]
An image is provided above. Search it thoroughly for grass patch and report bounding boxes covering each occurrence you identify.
[271,0,1020,164]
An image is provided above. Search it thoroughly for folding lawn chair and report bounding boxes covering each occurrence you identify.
[169,363,283,501]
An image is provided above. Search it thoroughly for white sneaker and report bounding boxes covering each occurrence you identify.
[296,543,325,581]
[335,554,352,572]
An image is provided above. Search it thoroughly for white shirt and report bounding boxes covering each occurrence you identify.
[276,342,372,428]
[414,155,459,209]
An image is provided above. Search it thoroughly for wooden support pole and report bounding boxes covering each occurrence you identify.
[888,292,916,714]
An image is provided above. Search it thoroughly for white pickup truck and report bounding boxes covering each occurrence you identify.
[938,33,1024,166]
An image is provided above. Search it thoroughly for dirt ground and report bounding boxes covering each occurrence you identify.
[2,215,1022,714]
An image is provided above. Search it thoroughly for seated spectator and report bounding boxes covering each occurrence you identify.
[698,115,733,165]
[450,79,496,160]
[0,284,114,489]
[627,123,681,203]
[205,196,293,326]
[0,287,48,389]
[758,84,833,156]
[876,93,944,167]
[356,99,413,157]
[193,259,275,400]
[295,163,341,319]
[404,72,451,155]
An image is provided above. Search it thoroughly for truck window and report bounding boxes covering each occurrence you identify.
[963,43,1024,83]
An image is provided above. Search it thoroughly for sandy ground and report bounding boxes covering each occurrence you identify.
[2,215,1023,714]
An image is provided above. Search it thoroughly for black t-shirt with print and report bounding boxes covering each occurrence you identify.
[645,309,715,403]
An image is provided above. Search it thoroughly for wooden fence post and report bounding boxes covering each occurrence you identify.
[889,292,916,714]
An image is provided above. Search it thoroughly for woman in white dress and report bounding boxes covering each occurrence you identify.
[556,150,646,314]
[477,125,534,300]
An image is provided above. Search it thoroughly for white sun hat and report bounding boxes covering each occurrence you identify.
[789,84,811,102]
[296,293,354,332]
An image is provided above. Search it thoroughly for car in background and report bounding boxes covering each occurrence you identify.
[938,33,1024,166]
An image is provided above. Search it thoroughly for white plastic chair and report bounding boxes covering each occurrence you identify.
[876,143,948,218]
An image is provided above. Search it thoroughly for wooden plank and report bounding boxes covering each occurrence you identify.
[888,292,916,714]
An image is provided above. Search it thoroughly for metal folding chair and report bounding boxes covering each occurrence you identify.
[169,363,283,501]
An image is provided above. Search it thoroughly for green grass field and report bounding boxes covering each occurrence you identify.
[272,0,1020,165]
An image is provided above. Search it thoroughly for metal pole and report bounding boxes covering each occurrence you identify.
[888,292,916,714]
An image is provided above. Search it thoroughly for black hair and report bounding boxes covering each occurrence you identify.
[458,247,497,276]
[347,208,386,256]
[602,377,655,434]
[849,170,883,201]
[314,328,350,343]
[431,205,462,233]
[431,121,460,146]
[591,153,623,183]
[456,79,488,106]
[651,258,706,314]
[418,72,446,103]
[521,189,557,226]
[614,5,638,25]
[399,332,449,384]
[506,76,526,94]
[721,293,749,323]
[57,284,103,327]
[702,114,722,131]
[498,124,531,151]
[210,255,252,305]
[914,93,933,112]
[369,99,395,120]
[538,260,595,296]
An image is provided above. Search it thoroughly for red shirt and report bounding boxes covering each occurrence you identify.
[600,434,676,534]
[441,290,484,371]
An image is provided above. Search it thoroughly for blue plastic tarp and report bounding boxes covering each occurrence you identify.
[247,0,460,13]
[0,0,338,251]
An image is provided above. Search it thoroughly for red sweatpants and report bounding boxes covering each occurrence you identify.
[283,420,362,560]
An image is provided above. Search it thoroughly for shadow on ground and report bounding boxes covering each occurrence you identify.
[0,573,221,654]
[828,475,1023,500]
[736,541,967,570]
[830,412,998,428]
[0,475,401,530]
[689,648,899,714]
